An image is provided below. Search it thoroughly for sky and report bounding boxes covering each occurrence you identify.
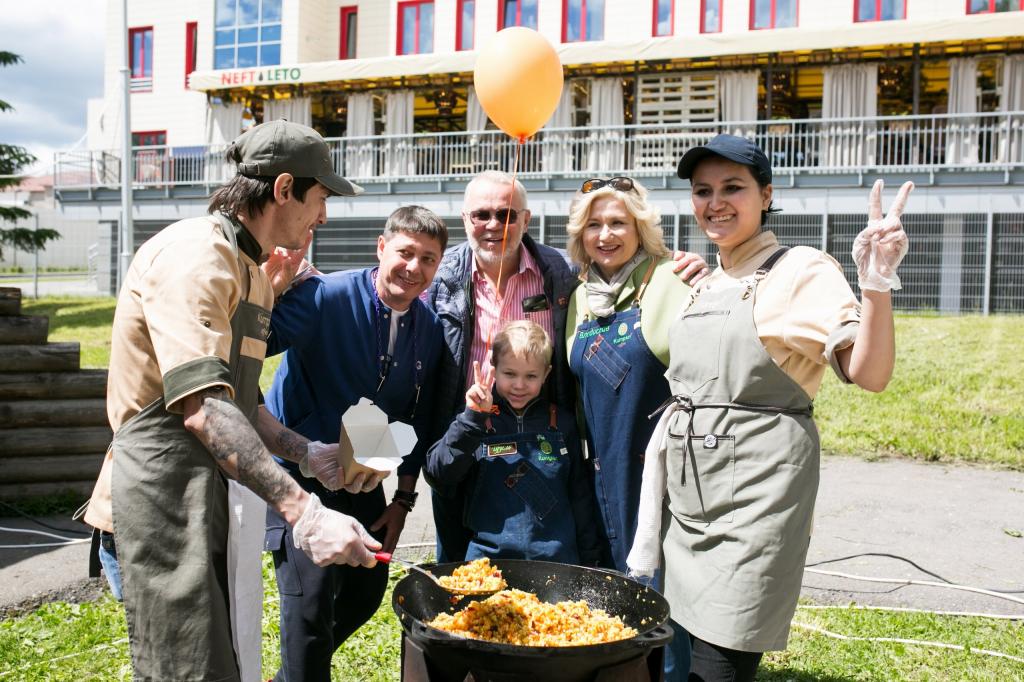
[1,2,106,176]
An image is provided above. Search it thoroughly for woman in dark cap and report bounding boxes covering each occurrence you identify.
[627,134,912,681]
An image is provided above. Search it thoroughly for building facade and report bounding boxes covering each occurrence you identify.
[58,0,1024,311]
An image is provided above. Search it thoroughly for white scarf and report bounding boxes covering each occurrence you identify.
[584,250,649,318]
[625,400,681,577]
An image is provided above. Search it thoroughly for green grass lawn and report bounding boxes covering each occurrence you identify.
[22,297,1024,470]
[0,556,1020,680]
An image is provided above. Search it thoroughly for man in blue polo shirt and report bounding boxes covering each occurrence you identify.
[262,205,447,682]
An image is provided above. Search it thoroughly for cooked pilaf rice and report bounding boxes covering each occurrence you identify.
[437,557,507,593]
[428,589,638,646]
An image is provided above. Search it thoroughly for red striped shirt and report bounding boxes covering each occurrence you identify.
[467,246,555,389]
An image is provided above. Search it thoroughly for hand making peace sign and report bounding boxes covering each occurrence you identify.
[852,179,913,293]
[465,360,496,414]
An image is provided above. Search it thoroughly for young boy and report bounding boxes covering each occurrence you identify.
[425,321,601,565]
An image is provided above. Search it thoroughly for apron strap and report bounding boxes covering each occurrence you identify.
[633,257,659,305]
[755,247,790,278]
[213,212,253,302]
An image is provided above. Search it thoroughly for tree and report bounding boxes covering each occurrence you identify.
[1,51,60,260]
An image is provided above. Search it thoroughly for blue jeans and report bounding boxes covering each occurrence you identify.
[97,531,123,601]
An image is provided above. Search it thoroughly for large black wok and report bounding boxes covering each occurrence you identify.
[392,559,673,682]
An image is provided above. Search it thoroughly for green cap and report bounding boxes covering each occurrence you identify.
[227,119,362,197]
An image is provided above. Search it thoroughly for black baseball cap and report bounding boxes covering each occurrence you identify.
[227,119,362,197]
[676,133,772,183]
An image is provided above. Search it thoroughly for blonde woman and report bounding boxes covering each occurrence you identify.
[564,176,692,679]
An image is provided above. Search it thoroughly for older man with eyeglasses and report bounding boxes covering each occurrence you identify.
[423,170,709,563]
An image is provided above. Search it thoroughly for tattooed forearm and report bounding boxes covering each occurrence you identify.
[255,407,309,462]
[192,390,300,508]
[272,424,309,462]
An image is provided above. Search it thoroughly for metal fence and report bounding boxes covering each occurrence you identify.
[61,111,1024,190]
[107,212,1024,314]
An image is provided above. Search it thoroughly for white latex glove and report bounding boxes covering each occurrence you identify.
[853,179,913,292]
[299,441,342,491]
[291,493,381,568]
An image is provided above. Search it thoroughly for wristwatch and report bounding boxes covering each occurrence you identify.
[392,489,418,511]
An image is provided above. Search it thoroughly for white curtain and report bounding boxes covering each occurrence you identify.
[998,55,1024,163]
[345,93,375,178]
[821,64,878,167]
[719,70,759,138]
[586,78,625,172]
[946,58,979,165]
[263,97,311,127]
[543,83,575,173]
[205,100,245,183]
[466,86,488,135]
[385,90,415,177]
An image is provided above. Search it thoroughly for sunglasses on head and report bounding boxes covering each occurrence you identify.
[468,208,519,224]
[581,177,635,194]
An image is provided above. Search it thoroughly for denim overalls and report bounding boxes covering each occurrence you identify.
[568,258,666,572]
[464,402,580,563]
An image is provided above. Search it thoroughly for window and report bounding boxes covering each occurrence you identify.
[701,0,722,32]
[967,0,1022,12]
[500,0,538,29]
[653,0,674,36]
[185,22,198,87]
[214,0,282,69]
[457,0,475,50]
[855,0,905,20]
[340,6,357,59]
[132,131,167,147]
[397,1,434,55]
[129,27,153,92]
[563,0,605,42]
[750,0,797,29]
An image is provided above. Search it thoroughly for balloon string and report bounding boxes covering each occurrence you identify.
[482,135,525,364]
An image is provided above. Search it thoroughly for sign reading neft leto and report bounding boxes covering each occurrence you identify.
[219,67,303,86]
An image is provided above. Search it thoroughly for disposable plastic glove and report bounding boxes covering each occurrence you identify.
[291,493,381,568]
[299,441,342,491]
[852,179,913,292]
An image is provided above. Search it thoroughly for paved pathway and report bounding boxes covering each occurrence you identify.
[2,456,1022,617]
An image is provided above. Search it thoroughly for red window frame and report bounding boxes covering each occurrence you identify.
[652,0,675,36]
[561,0,604,42]
[499,0,537,29]
[184,22,198,88]
[457,0,474,50]
[854,0,907,21]
[700,0,722,32]
[966,0,1023,12]
[129,26,153,79]
[339,6,358,59]
[132,130,167,147]
[749,0,798,29]
[397,0,434,55]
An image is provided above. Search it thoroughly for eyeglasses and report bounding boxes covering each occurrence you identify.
[468,208,519,224]
[580,177,635,194]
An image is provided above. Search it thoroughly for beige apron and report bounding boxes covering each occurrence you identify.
[113,215,271,681]
[661,248,819,653]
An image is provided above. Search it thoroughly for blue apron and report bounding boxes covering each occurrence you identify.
[464,408,579,564]
[568,259,666,572]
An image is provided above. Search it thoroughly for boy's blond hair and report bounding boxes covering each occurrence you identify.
[491,320,553,367]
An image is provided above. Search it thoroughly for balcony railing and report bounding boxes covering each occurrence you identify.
[55,111,1024,191]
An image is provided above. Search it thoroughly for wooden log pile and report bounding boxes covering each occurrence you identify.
[0,288,110,500]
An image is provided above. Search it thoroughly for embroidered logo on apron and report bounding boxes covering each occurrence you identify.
[487,442,518,457]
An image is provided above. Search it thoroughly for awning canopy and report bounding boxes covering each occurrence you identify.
[189,14,1018,93]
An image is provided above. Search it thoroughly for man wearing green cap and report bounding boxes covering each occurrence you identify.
[83,120,378,681]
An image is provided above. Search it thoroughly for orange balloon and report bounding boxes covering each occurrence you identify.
[473,27,564,140]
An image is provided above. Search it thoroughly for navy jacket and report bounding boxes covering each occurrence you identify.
[265,268,445,477]
[425,394,601,565]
